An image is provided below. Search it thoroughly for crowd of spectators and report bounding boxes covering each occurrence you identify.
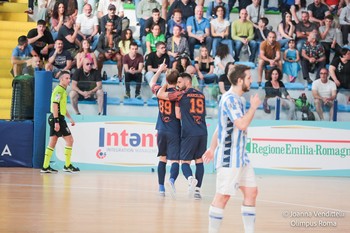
[11,0,350,118]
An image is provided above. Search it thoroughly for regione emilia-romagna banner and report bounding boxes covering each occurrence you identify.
[247,124,350,174]
[55,121,159,167]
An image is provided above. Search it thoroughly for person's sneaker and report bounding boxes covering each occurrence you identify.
[24,8,34,14]
[194,188,202,200]
[305,77,313,84]
[188,176,198,198]
[166,178,176,199]
[135,95,142,99]
[40,166,58,173]
[159,185,165,197]
[124,93,130,99]
[63,164,80,173]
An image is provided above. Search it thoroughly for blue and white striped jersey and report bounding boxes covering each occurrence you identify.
[215,91,250,169]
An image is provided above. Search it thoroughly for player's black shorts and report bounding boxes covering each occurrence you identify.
[180,135,207,161]
[48,114,71,137]
[157,131,180,160]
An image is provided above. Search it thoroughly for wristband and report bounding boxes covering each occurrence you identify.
[54,118,59,123]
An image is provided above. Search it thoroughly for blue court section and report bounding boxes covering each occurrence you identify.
[146,98,158,106]
[123,98,144,106]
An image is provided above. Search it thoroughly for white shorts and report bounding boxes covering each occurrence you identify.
[216,163,257,196]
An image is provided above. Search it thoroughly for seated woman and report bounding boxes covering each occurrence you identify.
[277,11,295,49]
[210,5,234,57]
[145,24,166,54]
[194,46,218,90]
[214,44,234,76]
[75,39,98,69]
[218,61,235,94]
[50,1,65,40]
[175,53,191,73]
[166,25,189,68]
[264,67,296,120]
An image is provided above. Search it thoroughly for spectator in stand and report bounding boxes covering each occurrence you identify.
[263,67,295,120]
[312,68,337,121]
[213,44,234,76]
[194,46,218,90]
[277,11,295,49]
[218,62,235,94]
[187,5,212,59]
[46,39,73,78]
[167,0,196,21]
[210,5,234,57]
[300,31,326,84]
[137,0,161,40]
[118,29,135,58]
[70,57,104,115]
[307,0,330,26]
[11,36,38,77]
[176,54,192,72]
[319,15,342,65]
[329,47,350,89]
[145,41,170,85]
[75,39,98,69]
[96,21,122,78]
[97,0,124,18]
[27,20,55,61]
[57,15,81,58]
[246,0,265,29]
[257,31,282,85]
[166,25,190,67]
[144,8,166,39]
[123,42,144,99]
[100,4,123,37]
[206,0,230,21]
[166,9,187,39]
[145,24,166,54]
[323,0,343,15]
[290,0,307,24]
[253,17,271,44]
[339,1,350,46]
[63,0,78,17]
[295,11,318,52]
[77,0,97,14]
[76,4,100,51]
[50,1,66,40]
[23,56,44,76]
[231,8,258,62]
[283,39,301,82]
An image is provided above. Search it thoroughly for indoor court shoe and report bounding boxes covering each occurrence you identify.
[40,166,58,173]
[188,177,198,198]
[159,185,165,197]
[167,178,176,199]
[63,164,80,173]
[194,189,202,200]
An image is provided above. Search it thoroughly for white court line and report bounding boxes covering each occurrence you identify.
[1,182,349,213]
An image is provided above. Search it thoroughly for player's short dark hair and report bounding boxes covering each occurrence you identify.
[179,72,192,81]
[228,65,250,85]
[57,70,71,79]
[37,19,46,26]
[152,8,160,13]
[166,69,179,85]
[18,35,28,45]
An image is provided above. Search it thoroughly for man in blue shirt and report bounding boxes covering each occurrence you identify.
[187,5,212,59]
[11,35,38,77]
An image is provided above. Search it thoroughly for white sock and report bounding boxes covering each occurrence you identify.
[241,205,256,233]
[208,205,224,233]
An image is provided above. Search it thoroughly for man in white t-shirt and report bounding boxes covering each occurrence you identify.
[312,68,337,121]
[246,0,264,29]
[76,4,99,50]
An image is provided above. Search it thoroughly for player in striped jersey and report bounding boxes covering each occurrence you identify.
[203,64,261,233]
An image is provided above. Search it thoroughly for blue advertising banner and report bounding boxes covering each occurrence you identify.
[0,120,33,167]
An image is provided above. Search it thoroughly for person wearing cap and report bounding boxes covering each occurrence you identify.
[27,20,55,61]
[97,0,124,19]
[11,35,38,77]
[300,31,326,84]
[100,4,123,36]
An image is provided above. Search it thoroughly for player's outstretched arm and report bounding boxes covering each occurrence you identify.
[149,60,167,88]
[203,127,218,163]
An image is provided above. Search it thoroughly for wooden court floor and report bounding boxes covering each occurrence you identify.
[0,167,349,233]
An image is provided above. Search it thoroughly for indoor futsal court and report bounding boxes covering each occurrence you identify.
[1,167,349,233]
